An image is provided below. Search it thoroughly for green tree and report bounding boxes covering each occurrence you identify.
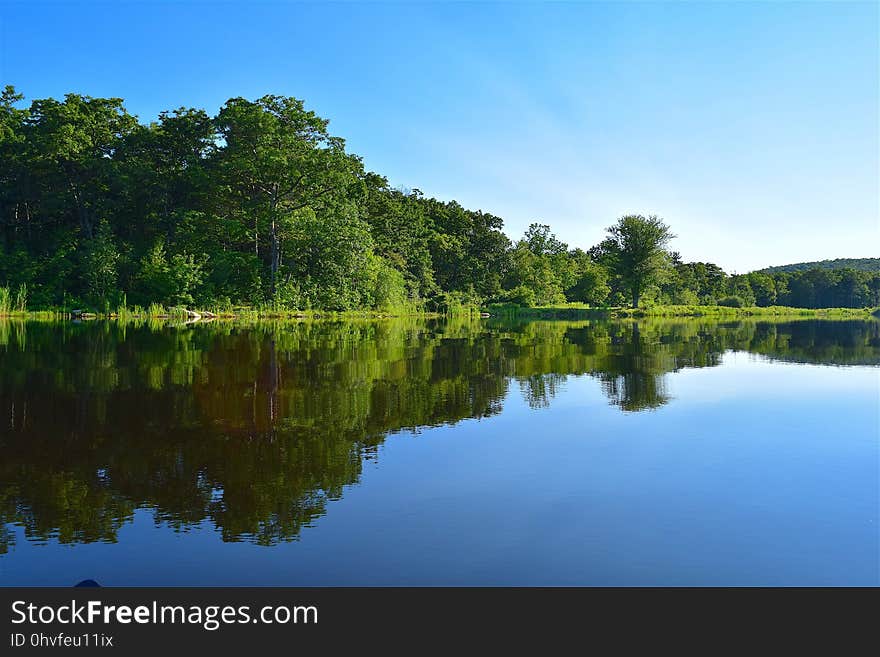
[2,87,872,314]
[365,253,408,311]
[504,224,575,306]
[80,219,119,306]
[603,215,675,308]
[23,94,138,240]
[0,86,30,246]
[133,242,204,307]
[747,272,776,306]
[726,274,756,306]
[282,204,375,310]
[214,95,362,297]
[565,249,609,305]
[425,199,510,299]
[362,183,436,298]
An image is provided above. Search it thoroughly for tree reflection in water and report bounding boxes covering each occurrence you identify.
[1,317,877,550]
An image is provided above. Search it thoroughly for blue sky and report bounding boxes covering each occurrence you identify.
[1,1,877,272]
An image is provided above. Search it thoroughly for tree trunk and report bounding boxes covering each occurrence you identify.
[66,171,93,239]
[72,189,93,239]
[269,216,280,297]
[269,190,281,297]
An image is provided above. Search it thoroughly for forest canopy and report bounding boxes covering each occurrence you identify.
[757,258,880,274]
[1,86,877,312]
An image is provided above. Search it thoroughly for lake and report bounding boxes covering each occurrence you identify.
[1,317,877,586]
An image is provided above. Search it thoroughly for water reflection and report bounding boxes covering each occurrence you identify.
[1,317,877,551]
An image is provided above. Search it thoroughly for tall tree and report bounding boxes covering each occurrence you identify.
[603,215,674,308]
[0,86,29,244]
[23,94,138,240]
[565,248,609,305]
[505,223,576,305]
[214,95,362,297]
[361,182,436,298]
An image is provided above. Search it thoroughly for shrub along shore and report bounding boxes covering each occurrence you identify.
[1,302,876,322]
[487,303,878,320]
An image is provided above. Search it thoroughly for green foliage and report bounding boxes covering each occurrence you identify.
[80,220,119,306]
[166,306,189,320]
[500,285,537,307]
[504,224,576,306]
[270,280,309,311]
[362,185,437,298]
[115,293,133,320]
[671,261,727,304]
[133,242,204,307]
[614,305,873,318]
[0,86,875,316]
[13,282,27,312]
[759,258,880,274]
[772,267,879,308]
[670,287,700,306]
[600,215,675,308]
[214,95,363,298]
[565,251,610,305]
[746,272,776,306]
[425,200,510,299]
[717,295,745,308]
[146,303,166,317]
[283,205,375,310]
[365,254,408,312]
[427,290,482,315]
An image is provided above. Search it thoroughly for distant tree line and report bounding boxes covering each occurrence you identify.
[758,258,879,275]
[1,87,877,312]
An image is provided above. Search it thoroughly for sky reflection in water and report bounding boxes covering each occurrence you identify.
[0,317,877,585]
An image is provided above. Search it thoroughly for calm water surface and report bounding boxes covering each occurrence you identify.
[1,317,878,585]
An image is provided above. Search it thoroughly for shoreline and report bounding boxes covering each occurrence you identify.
[0,304,877,323]
[485,304,879,320]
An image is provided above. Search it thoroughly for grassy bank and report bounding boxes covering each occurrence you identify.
[485,302,879,320]
[485,302,611,320]
[2,301,876,323]
[0,306,466,322]
[0,286,486,321]
[613,304,878,318]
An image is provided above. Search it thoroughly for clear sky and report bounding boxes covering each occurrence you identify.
[1,1,877,272]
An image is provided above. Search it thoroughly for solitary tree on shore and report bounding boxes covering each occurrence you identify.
[605,215,675,308]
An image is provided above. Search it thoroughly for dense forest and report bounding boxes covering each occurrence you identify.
[1,86,878,313]
[757,258,880,274]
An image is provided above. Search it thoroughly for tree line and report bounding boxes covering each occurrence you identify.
[1,86,877,312]
[758,258,879,274]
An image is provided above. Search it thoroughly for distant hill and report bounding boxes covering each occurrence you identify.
[756,258,880,274]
